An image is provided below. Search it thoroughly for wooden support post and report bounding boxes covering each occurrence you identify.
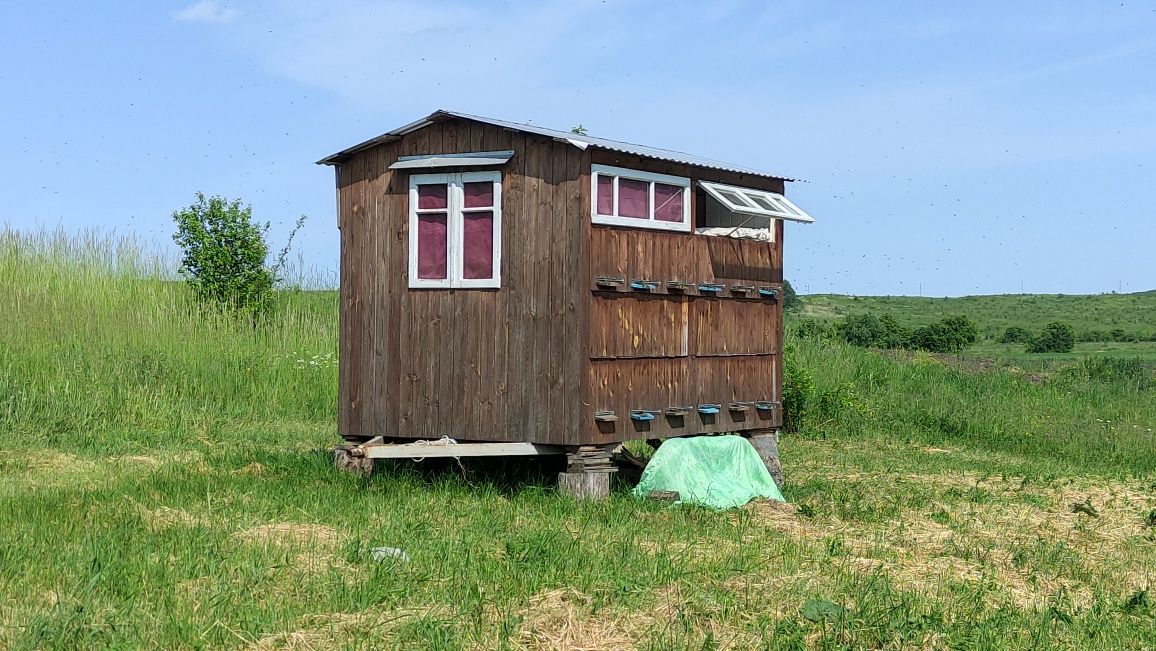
[334,446,375,476]
[558,445,617,500]
[747,430,784,489]
[558,472,611,500]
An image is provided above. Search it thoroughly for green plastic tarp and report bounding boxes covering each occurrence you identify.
[631,435,785,509]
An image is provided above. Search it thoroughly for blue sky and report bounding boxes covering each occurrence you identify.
[2,1,1154,295]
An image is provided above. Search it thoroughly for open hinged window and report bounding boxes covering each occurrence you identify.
[699,181,814,224]
[409,171,501,289]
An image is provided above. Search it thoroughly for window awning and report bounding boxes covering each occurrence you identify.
[700,180,815,224]
[389,150,514,170]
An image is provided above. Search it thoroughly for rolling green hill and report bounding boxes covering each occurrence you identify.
[800,291,1156,338]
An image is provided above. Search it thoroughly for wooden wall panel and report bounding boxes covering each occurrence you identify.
[336,117,584,445]
[588,228,780,289]
[589,296,688,359]
[694,356,777,405]
[582,356,778,443]
[587,358,692,415]
[692,299,776,356]
[704,235,783,284]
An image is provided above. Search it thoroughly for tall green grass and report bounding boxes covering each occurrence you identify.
[786,336,1156,475]
[0,228,337,452]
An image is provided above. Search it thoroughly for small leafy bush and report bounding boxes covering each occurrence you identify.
[1109,328,1139,343]
[782,346,816,433]
[1026,322,1075,353]
[876,315,911,349]
[998,326,1034,344]
[1078,329,1106,343]
[838,313,884,348]
[782,279,802,312]
[172,193,304,318]
[908,315,977,353]
[837,313,909,349]
[792,318,836,340]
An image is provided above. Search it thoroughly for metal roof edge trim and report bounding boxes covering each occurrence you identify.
[318,110,800,182]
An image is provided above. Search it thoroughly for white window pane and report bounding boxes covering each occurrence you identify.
[716,188,754,208]
[618,178,650,219]
[462,211,494,279]
[596,175,614,215]
[417,212,448,279]
[776,198,804,215]
[463,181,494,208]
[654,183,684,222]
[748,194,777,211]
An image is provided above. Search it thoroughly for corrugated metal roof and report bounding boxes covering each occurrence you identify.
[316,109,796,181]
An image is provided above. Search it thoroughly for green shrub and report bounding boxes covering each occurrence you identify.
[998,326,1034,344]
[1110,328,1139,343]
[1077,329,1105,343]
[172,192,304,318]
[876,315,911,349]
[791,318,836,340]
[837,313,909,349]
[942,315,979,346]
[1026,322,1075,353]
[782,346,816,433]
[837,313,884,348]
[909,315,977,353]
[836,312,977,352]
[781,279,804,312]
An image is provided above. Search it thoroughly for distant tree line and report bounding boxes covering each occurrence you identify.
[790,311,1120,355]
[1000,325,1156,345]
[1075,328,1156,343]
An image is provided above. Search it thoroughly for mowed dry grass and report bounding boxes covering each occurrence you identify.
[2,437,1153,650]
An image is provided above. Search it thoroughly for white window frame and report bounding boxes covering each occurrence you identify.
[590,164,691,233]
[699,180,814,223]
[408,170,502,289]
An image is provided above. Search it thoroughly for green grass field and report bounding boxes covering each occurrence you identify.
[2,229,1155,649]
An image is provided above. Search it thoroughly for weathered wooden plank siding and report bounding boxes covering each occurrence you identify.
[583,356,778,442]
[335,118,584,444]
[692,299,776,356]
[589,295,689,359]
[587,230,782,290]
[579,217,784,442]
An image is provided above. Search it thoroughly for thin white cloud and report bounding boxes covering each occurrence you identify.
[173,0,238,24]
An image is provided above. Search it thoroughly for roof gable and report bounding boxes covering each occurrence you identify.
[317,110,796,181]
